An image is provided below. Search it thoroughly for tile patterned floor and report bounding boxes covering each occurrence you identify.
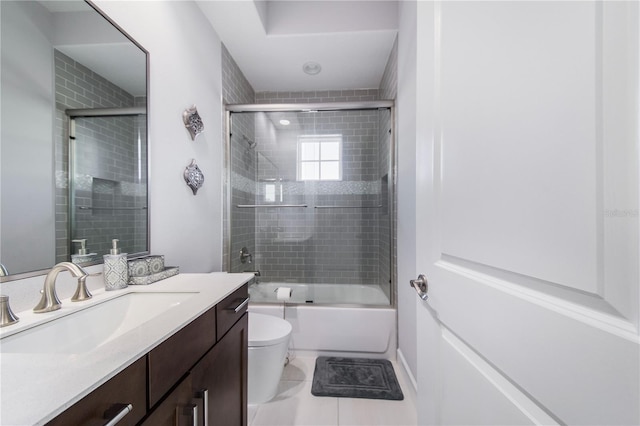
[249,356,417,426]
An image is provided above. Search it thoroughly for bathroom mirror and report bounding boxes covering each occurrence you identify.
[0,0,149,280]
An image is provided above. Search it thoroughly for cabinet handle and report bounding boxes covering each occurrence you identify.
[227,297,249,313]
[195,389,209,426]
[103,403,132,426]
[176,404,198,426]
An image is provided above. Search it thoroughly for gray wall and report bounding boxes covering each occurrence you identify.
[0,1,55,274]
[94,1,224,273]
[397,1,418,385]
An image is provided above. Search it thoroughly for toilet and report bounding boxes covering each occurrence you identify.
[248,312,292,404]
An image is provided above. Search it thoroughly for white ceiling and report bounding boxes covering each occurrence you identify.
[56,43,147,97]
[40,1,147,97]
[42,1,398,96]
[196,0,399,92]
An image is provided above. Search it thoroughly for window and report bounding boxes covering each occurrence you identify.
[263,182,283,203]
[264,183,276,202]
[297,134,342,181]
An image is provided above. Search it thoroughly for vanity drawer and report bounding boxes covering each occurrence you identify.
[216,283,249,341]
[47,356,146,426]
[148,306,216,408]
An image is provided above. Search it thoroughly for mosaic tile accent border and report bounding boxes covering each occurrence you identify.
[231,172,381,197]
[55,171,68,189]
[71,173,146,196]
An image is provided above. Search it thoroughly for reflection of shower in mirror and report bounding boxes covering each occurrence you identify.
[0,0,149,279]
[67,107,148,262]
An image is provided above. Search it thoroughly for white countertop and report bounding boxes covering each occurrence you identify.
[0,272,254,426]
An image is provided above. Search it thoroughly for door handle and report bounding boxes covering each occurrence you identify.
[410,274,429,300]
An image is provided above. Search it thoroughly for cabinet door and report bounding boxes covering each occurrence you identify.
[141,374,198,426]
[148,307,216,407]
[47,357,146,426]
[192,313,248,426]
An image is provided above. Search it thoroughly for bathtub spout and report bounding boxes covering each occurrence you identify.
[247,270,261,284]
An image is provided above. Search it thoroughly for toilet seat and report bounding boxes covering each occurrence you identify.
[249,313,292,347]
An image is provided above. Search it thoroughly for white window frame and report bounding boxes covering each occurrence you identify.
[297,134,343,181]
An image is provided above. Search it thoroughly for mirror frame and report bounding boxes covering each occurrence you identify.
[0,0,150,283]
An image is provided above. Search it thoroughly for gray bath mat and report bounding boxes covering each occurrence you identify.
[311,357,404,400]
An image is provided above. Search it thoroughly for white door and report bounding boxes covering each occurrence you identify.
[413,2,640,425]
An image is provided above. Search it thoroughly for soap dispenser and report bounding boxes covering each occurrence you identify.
[103,239,128,290]
[71,239,97,264]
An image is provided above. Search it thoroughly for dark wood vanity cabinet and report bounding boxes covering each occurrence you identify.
[192,314,248,426]
[204,283,249,426]
[47,283,249,426]
[140,374,196,426]
[46,356,147,426]
[147,307,217,408]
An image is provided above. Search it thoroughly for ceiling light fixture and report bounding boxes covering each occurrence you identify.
[279,119,291,126]
[302,61,322,75]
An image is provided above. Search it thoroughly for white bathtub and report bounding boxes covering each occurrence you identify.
[248,282,396,358]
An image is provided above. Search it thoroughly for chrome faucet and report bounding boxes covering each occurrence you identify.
[33,262,89,313]
[248,270,261,284]
[0,295,19,327]
[0,263,9,277]
[71,274,93,303]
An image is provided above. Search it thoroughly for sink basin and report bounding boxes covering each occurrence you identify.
[0,292,197,354]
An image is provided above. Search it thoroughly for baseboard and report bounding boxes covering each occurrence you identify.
[291,349,392,360]
[397,348,418,393]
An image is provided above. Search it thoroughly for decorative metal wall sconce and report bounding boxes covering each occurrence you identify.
[183,105,204,140]
[184,159,204,195]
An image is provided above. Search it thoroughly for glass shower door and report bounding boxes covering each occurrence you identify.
[228,106,393,306]
[70,113,148,262]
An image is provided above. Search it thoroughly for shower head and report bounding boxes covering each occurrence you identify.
[242,134,257,149]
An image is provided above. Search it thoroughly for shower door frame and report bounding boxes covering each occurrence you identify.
[224,100,397,307]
